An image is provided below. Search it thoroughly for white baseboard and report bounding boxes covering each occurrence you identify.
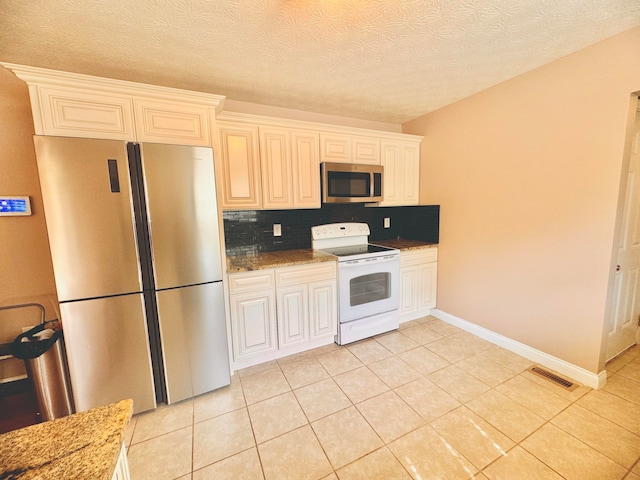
[430,309,607,390]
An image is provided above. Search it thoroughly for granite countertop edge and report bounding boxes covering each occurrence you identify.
[0,399,133,480]
[226,240,437,273]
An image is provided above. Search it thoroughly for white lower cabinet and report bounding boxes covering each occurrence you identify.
[277,284,309,348]
[228,262,337,370]
[112,443,131,480]
[400,248,438,322]
[309,280,338,339]
[228,269,277,362]
[230,290,278,359]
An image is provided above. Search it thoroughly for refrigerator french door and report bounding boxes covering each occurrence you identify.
[34,136,230,413]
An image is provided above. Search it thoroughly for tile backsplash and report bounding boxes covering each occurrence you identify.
[223,204,439,256]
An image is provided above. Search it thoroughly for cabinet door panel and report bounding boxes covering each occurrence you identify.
[260,127,293,209]
[309,280,337,339]
[134,98,209,146]
[380,140,420,206]
[217,123,261,209]
[320,133,351,162]
[402,143,420,205]
[277,285,309,348]
[418,263,438,311]
[353,136,380,164]
[36,86,136,140]
[400,266,419,317]
[292,131,320,208]
[230,291,276,359]
[381,142,401,205]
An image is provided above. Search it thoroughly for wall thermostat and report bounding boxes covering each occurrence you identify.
[0,196,32,216]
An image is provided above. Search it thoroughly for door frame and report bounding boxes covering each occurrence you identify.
[602,93,640,367]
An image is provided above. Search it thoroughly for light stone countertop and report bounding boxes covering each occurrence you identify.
[226,240,437,273]
[226,248,337,273]
[371,239,438,251]
[0,399,133,480]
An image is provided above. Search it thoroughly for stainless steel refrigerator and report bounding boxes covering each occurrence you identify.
[33,136,230,414]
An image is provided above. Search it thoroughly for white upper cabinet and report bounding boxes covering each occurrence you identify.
[352,136,381,164]
[33,86,136,141]
[216,122,262,209]
[320,133,380,164]
[217,123,320,210]
[379,139,421,206]
[259,126,294,209]
[133,98,211,145]
[259,127,321,209]
[2,63,223,146]
[291,130,320,208]
[213,111,423,210]
[319,133,351,162]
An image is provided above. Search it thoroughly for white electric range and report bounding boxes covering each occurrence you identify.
[312,223,400,345]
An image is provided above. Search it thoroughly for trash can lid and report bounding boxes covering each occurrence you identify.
[11,323,62,360]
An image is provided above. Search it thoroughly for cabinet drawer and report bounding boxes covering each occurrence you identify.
[400,248,438,266]
[276,262,336,286]
[228,270,275,294]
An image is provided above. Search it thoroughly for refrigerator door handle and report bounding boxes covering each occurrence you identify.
[107,159,120,193]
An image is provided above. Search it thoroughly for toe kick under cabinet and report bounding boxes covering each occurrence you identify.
[228,262,337,370]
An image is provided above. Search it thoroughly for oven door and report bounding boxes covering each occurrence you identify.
[338,254,400,323]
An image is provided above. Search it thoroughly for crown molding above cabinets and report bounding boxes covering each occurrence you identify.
[2,64,424,209]
[1,62,224,146]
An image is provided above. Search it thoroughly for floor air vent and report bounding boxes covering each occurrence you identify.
[528,366,578,391]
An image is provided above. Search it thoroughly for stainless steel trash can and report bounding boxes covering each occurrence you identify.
[11,319,75,421]
[24,331,75,421]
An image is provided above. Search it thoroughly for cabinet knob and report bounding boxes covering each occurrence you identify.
[616,265,621,272]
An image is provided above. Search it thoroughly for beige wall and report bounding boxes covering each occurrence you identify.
[404,26,640,373]
[0,67,58,330]
[223,99,402,132]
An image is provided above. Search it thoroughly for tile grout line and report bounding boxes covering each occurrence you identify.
[127,318,640,479]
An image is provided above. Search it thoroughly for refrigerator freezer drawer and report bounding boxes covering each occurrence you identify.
[156,282,230,404]
[60,294,157,414]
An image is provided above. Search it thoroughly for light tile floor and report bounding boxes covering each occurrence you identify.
[124,316,640,480]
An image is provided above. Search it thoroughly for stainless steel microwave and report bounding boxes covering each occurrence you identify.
[321,162,383,203]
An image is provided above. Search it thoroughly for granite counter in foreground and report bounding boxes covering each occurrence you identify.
[0,399,133,480]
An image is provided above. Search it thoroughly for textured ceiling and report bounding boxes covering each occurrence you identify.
[1,0,640,124]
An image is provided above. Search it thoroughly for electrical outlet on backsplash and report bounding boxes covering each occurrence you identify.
[223,204,439,256]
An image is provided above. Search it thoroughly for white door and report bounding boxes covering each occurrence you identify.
[607,102,640,360]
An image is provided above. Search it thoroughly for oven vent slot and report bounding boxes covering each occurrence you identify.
[528,366,578,391]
